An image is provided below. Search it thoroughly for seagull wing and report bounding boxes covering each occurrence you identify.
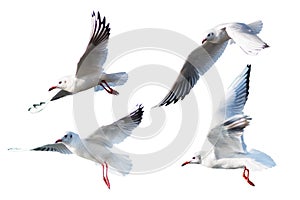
[206,65,252,158]
[50,90,72,101]
[247,20,263,34]
[76,11,110,78]
[85,105,144,147]
[225,22,269,55]
[207,115,251,159]
[219,64,251,119]
[156,41,228,106]
[31,143,72,154]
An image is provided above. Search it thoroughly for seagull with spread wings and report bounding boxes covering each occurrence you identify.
[181,65,275,186]
[29,11,127,113]
[13,105,143,189]
[156,21,269,107]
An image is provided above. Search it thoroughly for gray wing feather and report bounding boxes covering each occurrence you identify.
[31,143,72,154]
[50,90,72,101]
[247,20,263,34]
[221,64,251,119]
[156,41,228,106]
[86,105,144,147]
[76,11,110,78]
[207,115,251,159]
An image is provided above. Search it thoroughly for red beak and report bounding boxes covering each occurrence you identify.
[202,38,207,44]
[49,86,57,91]
[55,139,62,143]
[181,161,191,167]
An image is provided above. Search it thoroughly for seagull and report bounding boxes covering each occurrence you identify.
[28,11,128,113]
[181,65,275,186]
[155,21,269,107]
[15,105,143,189]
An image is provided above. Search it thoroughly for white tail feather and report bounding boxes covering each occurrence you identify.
[247,20,263,34]
[95,72,128,92]
[107,153,132,176]
[246,149,276,170]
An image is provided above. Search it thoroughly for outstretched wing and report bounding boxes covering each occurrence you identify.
[76,11,110,78]
[206,65,252,158]
[31,143,72,154]
[225,22,269,55]
[220,64,251,119]
[85,105,144,147]
[156,41,228,107]
[50,90,72,101]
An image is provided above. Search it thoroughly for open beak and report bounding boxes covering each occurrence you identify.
[55,139,62,143]
[202,38,207,44]
[49,86,58,91]
[181,161,191,167]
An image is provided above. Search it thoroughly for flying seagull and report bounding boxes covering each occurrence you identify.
[181,65,275,186]
[155,21,269,107]
[28,11,128,113]
[13,105,143,189]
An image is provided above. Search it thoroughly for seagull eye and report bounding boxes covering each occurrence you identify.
[192,157,196,159]
[59,81,62,84]
[64,80,67,83]
[64,135,67,138]
[70,134,72,139]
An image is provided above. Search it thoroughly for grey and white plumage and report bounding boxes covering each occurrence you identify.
[28,11,128,113]
[182,65,275,171]
[13,105,144,188]
[156,21,269,107]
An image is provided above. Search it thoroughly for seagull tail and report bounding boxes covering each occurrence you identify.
[103,72,128,86]
[107,153,132,176]
[246,149,276,170]
[95,72,128,92]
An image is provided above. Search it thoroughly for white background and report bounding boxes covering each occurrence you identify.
[0,0,299,199]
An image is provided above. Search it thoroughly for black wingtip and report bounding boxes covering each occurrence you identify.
[246,64,251,75]
[97,11,101,21]
[246,64,251,70]
[87,10,110,46]
[135,104,144,115]
[245,64,251,100]
[263,43,270,48]
[130,104,144,124]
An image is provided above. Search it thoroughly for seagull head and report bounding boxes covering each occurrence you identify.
[49,76,73,92]
[202,31,216,44]
[202,28,229,44]
[181,155,202,166]
[55,131,79,146]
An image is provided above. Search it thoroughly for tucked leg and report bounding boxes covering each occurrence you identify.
[99,80,119,95]
[102,163,110,189]
[101,162,110,189]
[243,166,255,186]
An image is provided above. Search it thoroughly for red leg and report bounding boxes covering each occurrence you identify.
[100,83,112,94]
[99,80,119,95]
[243,166,255,186]
[104,162,110,189]
[102,163,110,189]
